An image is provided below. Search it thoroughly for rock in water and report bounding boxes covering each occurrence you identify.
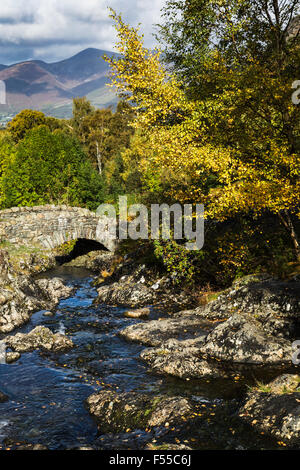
[43,311,55,317]
[4,325,74,353]
[119,314,211,347]
[140,337,229,380]
[0,391,9,403]
[6,351,21,364]
[35,278,73,305]
[197,275,300,327]
[95,262,194,311]
[200,313,292,364]
[87,390,193,433]
[64,251,116,272]
[124,308,151,318]
[0,250,73,333]
[97,282,158,308]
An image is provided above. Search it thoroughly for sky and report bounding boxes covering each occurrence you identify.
[0,0,166,65]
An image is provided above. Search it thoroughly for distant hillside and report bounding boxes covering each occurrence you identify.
[0,48,118,120]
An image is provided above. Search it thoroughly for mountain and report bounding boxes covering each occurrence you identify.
[42,48,115,83]
[0,48,117,120]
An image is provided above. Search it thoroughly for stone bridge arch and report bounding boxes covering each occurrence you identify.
[0,205,116,252]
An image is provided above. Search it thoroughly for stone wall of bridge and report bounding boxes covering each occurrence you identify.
[0,205,116,251]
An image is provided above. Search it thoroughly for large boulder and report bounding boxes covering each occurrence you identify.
[187,276,300,366]
[239,374,300,445]
[0,251,72,333]
[200,313,292,364]
[35,278,73,305]
[95,263,194,311]
[0,252,47,333]
[119,313,212,347]
[63,251,116,273]
[86,390,193,434]
[197,275,300,329]
[121,275,299,369]
[140,337,229,380]
[97,282,158,308]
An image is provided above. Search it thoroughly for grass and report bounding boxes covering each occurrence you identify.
[146,444,176,450]
[156,349,170,356]
[251,381,272,394]
[0,240,42,256]
[250,376,300,395]
[206,292,223,303]
[196,289,224,306]
[0,239,63,274]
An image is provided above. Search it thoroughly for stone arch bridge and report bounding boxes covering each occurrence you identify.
[0,205,116,252]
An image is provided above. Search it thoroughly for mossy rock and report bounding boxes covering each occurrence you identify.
[87,391,193,433]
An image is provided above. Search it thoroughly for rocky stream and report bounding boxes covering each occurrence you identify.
[0,250,299,450]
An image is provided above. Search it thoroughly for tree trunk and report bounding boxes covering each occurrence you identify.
[278,210,300,261]
[96,142,102,175]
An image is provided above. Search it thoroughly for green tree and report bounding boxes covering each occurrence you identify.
[71,97,95,138]
[0,132,16,202]
[70,97,134,197]
[7,110,47,142]
[74,159,107,210]
[7,110,63,142]
[1,126,105,209]
[82,108,113,174]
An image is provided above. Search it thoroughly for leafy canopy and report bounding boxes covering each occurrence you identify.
[1,126,105,210]
[107,4,300,257]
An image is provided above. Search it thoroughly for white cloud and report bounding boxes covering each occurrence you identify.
[0,0,166,63]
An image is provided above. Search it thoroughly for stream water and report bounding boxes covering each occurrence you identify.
[0,267,284,450]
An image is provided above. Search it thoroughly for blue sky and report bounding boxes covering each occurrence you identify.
[0,0,166,64]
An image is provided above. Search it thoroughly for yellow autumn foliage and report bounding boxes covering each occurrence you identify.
[106,8,300,257]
